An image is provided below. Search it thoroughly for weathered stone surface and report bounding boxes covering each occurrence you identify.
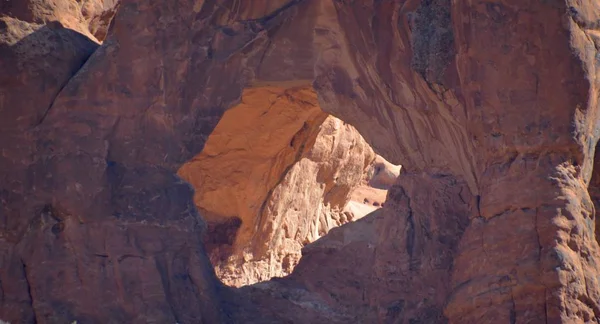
[0,0,118,42]
[0,3,110,321]
[227,115,377,286]
[2,0,600,323]
[308,0,600,322]
[288,172,472,323]
[0,0,228,322]
[343,154,401,223]
[177,86,328,268]
[179,88,380,286]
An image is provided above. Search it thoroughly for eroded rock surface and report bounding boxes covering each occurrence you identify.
[0,0,118,42]
[178,86,328,283]
[179,86,385,286]
[226,115,375,286]
[0,2,116,322]
[2,0,600,323]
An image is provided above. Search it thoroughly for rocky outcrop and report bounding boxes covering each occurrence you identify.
[0,0,118,42]
[2,0,600,324]
[0,2,113,321]
[309,1,600,322]
[0,1,226,323]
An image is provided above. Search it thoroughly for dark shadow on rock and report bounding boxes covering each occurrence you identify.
[0,18,99,324]
[0,19,98,130]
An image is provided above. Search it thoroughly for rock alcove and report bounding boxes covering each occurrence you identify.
[178,86,400,286]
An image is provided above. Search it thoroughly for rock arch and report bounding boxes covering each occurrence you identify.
[1,0,600,323]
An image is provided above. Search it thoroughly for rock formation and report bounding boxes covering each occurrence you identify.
[1,0,118,42]
[178,85,401,286]
[2,0,600,323]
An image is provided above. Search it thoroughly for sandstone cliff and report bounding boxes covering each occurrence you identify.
[2,0,600,323]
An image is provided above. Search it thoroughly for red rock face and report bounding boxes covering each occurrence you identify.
[2,0,600,324]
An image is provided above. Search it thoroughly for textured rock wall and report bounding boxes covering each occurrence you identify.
[287,173,472,323]
[179,87,378,286]
[219,115,376,286]
[1,1,229,322]
[177,86,328,283]
[249,115,375,284]
[1,0,118,42]
[0,1,117,322]
[178,85,400,287]
[1,0,600,323]
[308,1,600,322]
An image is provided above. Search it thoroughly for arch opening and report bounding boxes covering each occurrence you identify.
[177,86,401,286]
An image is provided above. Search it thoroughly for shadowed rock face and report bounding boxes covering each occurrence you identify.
[2,1,600,324]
